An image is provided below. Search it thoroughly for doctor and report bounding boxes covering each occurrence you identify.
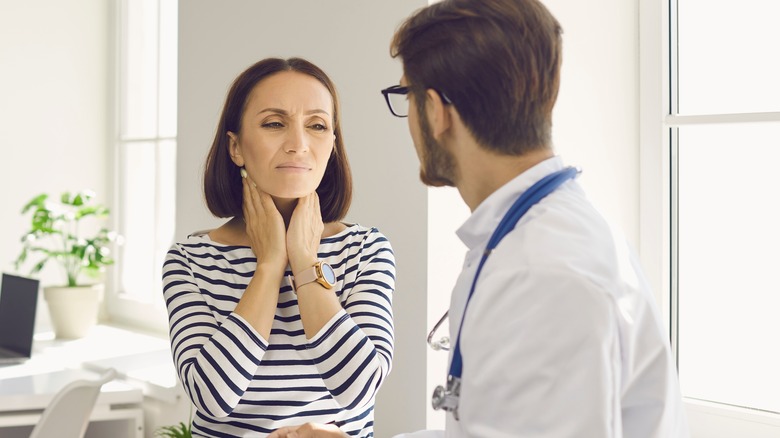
[383,0,689,437]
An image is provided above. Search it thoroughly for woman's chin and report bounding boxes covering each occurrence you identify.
[268,191,313,201]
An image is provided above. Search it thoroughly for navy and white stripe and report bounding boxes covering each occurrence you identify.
[163,224,395,437]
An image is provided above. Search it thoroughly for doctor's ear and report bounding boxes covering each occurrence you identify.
[227,131,244,166]
[425,89,452,140]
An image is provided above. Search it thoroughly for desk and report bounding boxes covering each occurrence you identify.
[0,325,179,438]
[0,368,143,438]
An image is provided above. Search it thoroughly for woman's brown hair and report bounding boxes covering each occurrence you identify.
[391,0,563,155]
[203,57,352,222]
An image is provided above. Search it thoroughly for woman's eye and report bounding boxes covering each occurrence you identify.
[309,123,328,131]
[262,122,284,129]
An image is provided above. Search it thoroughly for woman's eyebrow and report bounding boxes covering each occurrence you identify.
[256,108,330,116]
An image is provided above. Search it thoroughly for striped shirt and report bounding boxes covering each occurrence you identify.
[162,224,395,437]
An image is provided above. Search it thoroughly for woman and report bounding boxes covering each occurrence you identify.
[163,58,395,437]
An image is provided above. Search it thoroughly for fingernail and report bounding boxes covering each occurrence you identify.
[252,181,257,188]
[240,168,248,178]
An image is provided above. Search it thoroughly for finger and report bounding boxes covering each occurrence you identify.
[257,189,277,217]
[268,426,293,438]
[312,192,322,220]
[301,192,318,218]
[292,193,311,217]
[247,179,265,217]
[242,177,255,219]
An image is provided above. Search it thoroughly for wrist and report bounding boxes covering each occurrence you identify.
[255,260,286,279]
[290,256,318,276]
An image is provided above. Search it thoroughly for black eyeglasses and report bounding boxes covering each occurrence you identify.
[381,85,410,118]
[381,85,452,118]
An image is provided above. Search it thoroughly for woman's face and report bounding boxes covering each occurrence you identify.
[229,71,335,200]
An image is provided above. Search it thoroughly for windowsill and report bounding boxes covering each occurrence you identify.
[2,324,181,404]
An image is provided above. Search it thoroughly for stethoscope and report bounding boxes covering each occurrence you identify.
[430,166,581,420]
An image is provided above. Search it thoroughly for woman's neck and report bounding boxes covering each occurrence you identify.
[273,197,297,228]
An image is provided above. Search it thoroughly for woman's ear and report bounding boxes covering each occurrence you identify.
[227,131,244,166]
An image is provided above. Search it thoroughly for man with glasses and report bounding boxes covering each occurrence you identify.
[384,0,689,437]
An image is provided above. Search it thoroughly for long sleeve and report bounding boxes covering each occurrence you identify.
[163,244,269,418]
[305,228,395,411]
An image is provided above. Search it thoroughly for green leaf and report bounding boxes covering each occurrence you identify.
[14,247,29,271]
[21,194,47,214]
[154,422,192,438]
[76,205,109,219]
[30,259,48,275]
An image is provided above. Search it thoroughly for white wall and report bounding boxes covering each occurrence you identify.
[547,0,640,245]
[176,1,428,436]
[0,0,109,332]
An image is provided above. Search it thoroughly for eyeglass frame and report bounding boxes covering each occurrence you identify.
[380,85,452,118]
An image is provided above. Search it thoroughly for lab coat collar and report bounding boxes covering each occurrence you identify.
[456,155,566,250]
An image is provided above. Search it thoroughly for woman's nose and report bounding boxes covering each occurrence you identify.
[284,125,309,153]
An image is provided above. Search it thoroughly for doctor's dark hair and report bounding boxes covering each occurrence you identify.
[391,0,563,155]
[203,57,352,222]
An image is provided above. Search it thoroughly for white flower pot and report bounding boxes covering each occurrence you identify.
[43,284,104,339]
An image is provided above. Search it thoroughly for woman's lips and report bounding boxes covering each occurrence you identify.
[276,162,311,172]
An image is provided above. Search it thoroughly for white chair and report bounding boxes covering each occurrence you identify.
[29,368,118,438]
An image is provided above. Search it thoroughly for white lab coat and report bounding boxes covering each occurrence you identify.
[395,157,688,438]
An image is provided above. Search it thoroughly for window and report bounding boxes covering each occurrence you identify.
[108,0,177,332]
[642,0,780,436]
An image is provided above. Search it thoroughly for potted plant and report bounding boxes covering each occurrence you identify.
[155,421,192,438]
[155,406,193,438]
[14,190,119,339]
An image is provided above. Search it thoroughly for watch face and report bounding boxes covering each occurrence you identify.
[321,263,336,285]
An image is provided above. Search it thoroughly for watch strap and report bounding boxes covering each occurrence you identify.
[293,265,319,290]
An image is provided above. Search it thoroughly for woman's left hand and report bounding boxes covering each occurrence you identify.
[286,192,324,274]
[268,423,348,438]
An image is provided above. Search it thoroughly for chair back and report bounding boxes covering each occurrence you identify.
[29,368,117,438]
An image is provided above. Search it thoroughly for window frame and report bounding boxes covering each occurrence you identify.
[639,0,780,435]
[106,0,176,334]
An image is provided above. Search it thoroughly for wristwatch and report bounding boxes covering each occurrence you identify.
[293,261,336,290]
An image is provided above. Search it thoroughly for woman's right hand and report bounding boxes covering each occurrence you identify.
[242,176,287,274]
[268,423,348,438]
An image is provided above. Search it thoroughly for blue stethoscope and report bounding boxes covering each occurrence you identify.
[431,166,580,420]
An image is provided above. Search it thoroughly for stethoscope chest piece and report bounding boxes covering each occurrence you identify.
[431,376,461,420]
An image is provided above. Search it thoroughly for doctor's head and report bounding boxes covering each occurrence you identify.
[203,57,352,222]
[390,0,563,185]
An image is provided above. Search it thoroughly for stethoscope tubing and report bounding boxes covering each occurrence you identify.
[448,166,581,380]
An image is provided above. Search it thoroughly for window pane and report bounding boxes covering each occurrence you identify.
[158,0,177,137]
[118,141,157,301]
[121,0,159,139]
[677,123,780,413]
[677,0,780,115]
[155,139,176,273]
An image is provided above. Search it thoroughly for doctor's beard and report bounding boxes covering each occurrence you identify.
[417,109,457,188]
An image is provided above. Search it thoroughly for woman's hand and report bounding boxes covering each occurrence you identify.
[242,176,287,273]
[286,192,324,274]
[268,423,348,438]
